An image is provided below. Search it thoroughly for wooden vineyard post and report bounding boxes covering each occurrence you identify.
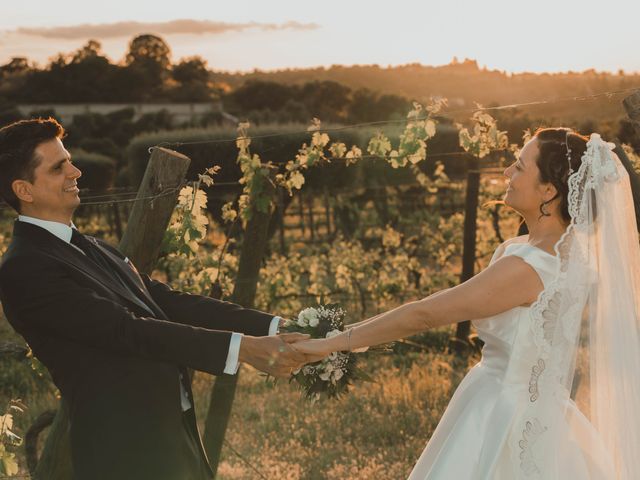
[119,147,191,273]
[621,90,640,230]
[308,194,315,242]
[111,202,123,240]
[278,187,286,254]
[298,193,306,238]
[452,156,480,354]
[203,176,276,477]
[32,401,72,479]
[34,147,190,480]
[623,90,640,137]
[613,144,640,230]
[324,187,332,238]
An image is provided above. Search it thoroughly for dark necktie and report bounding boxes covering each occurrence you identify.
[70,229,155,314]
[70,229,114,273]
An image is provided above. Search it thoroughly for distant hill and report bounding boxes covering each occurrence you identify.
[212,60,640,127]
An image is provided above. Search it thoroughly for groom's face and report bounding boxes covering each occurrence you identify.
[13,138,82,224]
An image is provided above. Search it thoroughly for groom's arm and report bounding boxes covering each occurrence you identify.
[142,276,284,374]
[121,249,286,375]
[141,273,280,337]
[0,255,299,377]
[97,240,283,374]
[96,239,279,336]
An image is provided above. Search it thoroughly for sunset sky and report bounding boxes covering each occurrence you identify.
[2,0,637,74]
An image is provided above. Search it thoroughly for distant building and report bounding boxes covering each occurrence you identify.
[16,102,238,126]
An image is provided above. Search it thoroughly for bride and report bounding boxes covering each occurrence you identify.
[293,128,640,479]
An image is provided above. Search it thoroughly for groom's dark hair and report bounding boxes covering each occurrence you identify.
[0,117,66,212]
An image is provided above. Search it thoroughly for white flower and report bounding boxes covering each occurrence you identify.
[298,307,320,328]
[323,360,335,372]
[318,359,335,382]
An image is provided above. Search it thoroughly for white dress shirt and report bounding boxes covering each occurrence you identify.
[17,215,280,411]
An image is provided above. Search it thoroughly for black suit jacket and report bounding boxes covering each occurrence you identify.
[0,221,274,480]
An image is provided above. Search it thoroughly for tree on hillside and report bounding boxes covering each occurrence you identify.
[173,56,208,85]
[227,80,298,112]
[123,34,172,100]
[170,56,212,102]
[12,54,67,102]
[71,40,103,64]
[225,80,410,124]
[65,41,119,101]
[348,88,410,122]
[0,57,32,110]
[11,41,119,102]
[300,81,351,122]
[0,57,30,77]
[125,34,171,70]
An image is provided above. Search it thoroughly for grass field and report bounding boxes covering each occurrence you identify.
[196,331,477,479]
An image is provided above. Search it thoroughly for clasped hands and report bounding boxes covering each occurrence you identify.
[238,321,364,378]
[238,332,328,378]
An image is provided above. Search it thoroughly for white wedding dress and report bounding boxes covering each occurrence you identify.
[408,239,613,479]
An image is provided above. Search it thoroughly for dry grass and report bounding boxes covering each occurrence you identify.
[188,334,478,480]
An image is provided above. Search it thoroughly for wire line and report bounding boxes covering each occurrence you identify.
[154,86,640,149]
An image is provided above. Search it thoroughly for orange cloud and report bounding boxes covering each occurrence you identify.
[15,19,320,39]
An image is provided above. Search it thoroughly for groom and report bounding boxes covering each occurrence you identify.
[0,118,310,480]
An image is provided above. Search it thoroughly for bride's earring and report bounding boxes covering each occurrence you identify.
[538,189,560,220]
[538,199,552,219]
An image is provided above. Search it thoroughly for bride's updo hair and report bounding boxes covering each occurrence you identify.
[533,127,589,223]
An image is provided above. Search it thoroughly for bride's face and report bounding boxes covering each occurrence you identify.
[503,138,554,216]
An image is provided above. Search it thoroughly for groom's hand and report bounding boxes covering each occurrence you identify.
[238,335,310,378]
[280,333,327,363]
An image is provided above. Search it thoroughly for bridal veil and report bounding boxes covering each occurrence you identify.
[507,133,640,479]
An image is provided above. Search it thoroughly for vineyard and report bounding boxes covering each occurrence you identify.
[1,90,640,479]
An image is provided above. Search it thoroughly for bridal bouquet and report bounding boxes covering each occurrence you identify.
[282,304,372,399]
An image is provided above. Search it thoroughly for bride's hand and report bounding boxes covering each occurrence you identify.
[289,338,336,361]
[279,333,327,363]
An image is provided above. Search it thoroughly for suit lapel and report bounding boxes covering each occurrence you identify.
[62,241,156,314]
[92,240,166,317]
[11,221,160,316]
